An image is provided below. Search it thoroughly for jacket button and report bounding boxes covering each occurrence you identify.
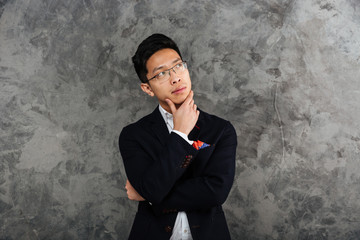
[165,225,172,233]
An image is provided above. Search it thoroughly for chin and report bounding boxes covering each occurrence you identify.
[173,95,188,105]
[172,99,186,105]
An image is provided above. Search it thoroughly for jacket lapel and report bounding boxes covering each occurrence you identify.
[188,110,204,141]
[150,107,170,145]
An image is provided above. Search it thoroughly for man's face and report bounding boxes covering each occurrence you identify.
[141,48,192,112]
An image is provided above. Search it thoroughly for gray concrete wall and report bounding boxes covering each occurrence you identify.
[1,0,360,239]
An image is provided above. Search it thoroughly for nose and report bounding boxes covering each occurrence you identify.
[169,69,181,85]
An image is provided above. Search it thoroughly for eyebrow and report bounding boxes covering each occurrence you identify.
[152,58,182,74]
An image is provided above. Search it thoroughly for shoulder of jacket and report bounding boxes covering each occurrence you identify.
[200,110,230,125]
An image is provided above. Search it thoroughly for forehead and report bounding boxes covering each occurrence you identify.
[146,48,181,72]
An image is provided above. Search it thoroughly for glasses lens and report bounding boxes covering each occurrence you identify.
[156,71,168,81]
[153,62,187,82]
[177,62,187,71]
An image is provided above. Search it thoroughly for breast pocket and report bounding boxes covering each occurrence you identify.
[190,144,216,175]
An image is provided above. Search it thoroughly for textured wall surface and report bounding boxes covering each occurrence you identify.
[1,0,360,239]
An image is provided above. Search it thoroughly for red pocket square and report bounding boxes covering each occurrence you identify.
[192,140,210,150]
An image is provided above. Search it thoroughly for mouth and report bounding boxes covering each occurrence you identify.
[172,86,187,94]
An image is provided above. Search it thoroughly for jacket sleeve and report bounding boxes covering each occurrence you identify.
[152,121,237,212]
[119,127,198,205]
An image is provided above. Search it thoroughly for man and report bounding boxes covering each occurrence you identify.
[119,33,237,240]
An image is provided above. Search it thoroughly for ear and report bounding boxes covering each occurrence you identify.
[141,83,154,97]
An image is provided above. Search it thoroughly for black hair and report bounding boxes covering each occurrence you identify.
[132,33,182,83]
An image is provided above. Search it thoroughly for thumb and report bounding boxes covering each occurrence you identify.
[165,99,176,114]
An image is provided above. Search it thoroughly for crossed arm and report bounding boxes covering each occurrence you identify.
[121,92,237,210]
[123,121,237,211]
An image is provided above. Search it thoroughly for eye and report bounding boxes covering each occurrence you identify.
[175,63,182,69]
[157,71,166,79]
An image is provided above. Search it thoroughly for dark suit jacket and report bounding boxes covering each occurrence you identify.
[119,107,237,240]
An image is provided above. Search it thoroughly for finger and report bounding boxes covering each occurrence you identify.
[189,99,194,106]
[165,99,176,114]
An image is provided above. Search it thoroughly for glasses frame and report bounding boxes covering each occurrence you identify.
[146,61,187,83]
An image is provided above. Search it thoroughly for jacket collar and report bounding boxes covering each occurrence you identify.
[149,106,203,144]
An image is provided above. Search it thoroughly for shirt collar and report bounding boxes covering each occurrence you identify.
[159,104,173,121]
[158,105,174,132]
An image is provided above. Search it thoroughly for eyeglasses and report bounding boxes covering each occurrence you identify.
[147,61,188,83]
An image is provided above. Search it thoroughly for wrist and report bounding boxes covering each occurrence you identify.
[173,127,189,136]
[172,130,194,145]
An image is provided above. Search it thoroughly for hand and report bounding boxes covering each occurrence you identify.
[165,90,200,136]
[125,179,145,201]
